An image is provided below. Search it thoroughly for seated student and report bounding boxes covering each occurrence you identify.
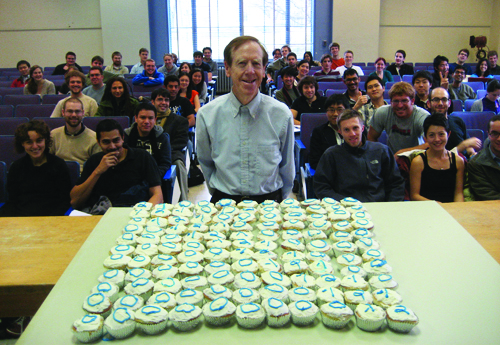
[190,68,207,104]
[296,60,310,81]
[368,57,393,85]
[132,59,164,87]
[57,66,77,95]
[164,75,196,127]
[413,70,433,112]
[409,113,465,203]
[82,66,106,104]
[158,53,179,77]
[70,119,163,213]
[0,120,71,217]
[271,48,282,63]
[291,76,327,125]
[334,50,364,76]
[303,51,319,67]
[309,94,349,169]
[52,51,83,75]
[342,68,366,108]
[313,109,404,202]
[358,75,388,126]
[275,66,300,108]
[178,71,200,113]
[23,65,56,96]
[431,55,452,89]
[471,58,494,78]
[313,54,340,80]
[10,60,30,88]
[449,49,473,75]
[96,77,140,122]
[191,51,212,80]
[386,49,414,77]
[471,79,500,113]
[104,51,129,76]
[202,47,218,76]
[448,65,476,103]
[130,48,149,74]
[124,102,171,178]
[178,62,192,74]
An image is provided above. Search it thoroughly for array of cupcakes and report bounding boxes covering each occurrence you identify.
[72,198,418,341]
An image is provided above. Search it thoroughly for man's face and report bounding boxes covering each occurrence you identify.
[344,74,359,92]
[140,51,148,63]
[66,54,76,66]
[321,58,332,71]
[68,76,83,95]
[62,101,83,128]
[194,55,203,65]
[452,69,465,83]
[344,53,353,66]
[302,84,316,100]
[135,109,156,137]
[92,60,103,68]
[366,79,384,100]
[166,82,180,99]
[281,47,290,57]
[164,56,173,69]
[98,130,124,158]
[428,88,450,114]
[112,55,122,67]
[153,95,169,113]
[458,50,468,63]
[111,81,124,98]
[203,49,212,60]
[287,55,297,67]
[486,88,500,102]
[488,120,500,157]
[330,46,339,58]
[89,70,103,86]
[145,61,156,75]
[18,64,29,77]
[225,41,265,103]
[282,74,294,89]
[489,54,498,68]
[437,60,449,74]
[339,117,364,148]
[391,94,414,119]
[395,52,404,66]
[414,77,431,98]
[326,104,345,129]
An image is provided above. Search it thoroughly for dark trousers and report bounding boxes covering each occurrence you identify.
[210,189,283,204]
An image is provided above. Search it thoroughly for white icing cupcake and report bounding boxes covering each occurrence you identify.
[104,308,135,339]
[143,225,164,236]
[83,293,112,318]
[207,269,235,287]
[332,241,357,257]
[352,228,373,240]
[355,238,380,254]
[236,303,266,328]
[72,314,104,343]
[252,249,278,261]
[204,261,231,276]
[301,198,320,206]
[369,274,398,291]
[204,230,227,242]
[124,278,154,300]
[256,221,280,232]
[284,259,309,275]
[151,254,177,267]
[281,250,306,263]
[128,217,147,227]
[176,250,204,264]
[230,230,253,241]
[182,241,206,253]
[127,255,151,271]
[115,233,137,247]
[103,254,131,271]
[180,275,208,291]
[178,261,204,277]
[351,219,374,230]
[315,274,341,290]
[169,303,203,331]
[386,305,419,333]
[203,284,233,302]
[372,288,403,309]
[263,297,290,327]
[282,229,303,241]
[257,258,282,274]
[320,300,353,329]
[259,284,289,303]
[261,271,292,288]
[161,233,182,243]
[146,217,168,228]
[134,243,158,257]
[256,229,280,242]
[98,269,125,289]
[110,244,135,256]
[288,300,319,326]
[175,289,204,307]
[305,204,327,215]
[126,268,152,283]
[333,220,353,232]
[158,242,182,255]
[150,203,173,218]
[280,198,300,210]
[340,265,367,279]
[340,274,369,292]
[282,219,306,230]
[354,304,386,332]
[232,238,255,250]
[259,212,283,224]
[344,290,373,311]
[134,305,169,335]
[290,273,316,289]
[328,209,351,222]
[202,297,237,326]
[288,287,316,303]
[305,251,331,263]
[254,240,278,252]
[316,287,344,305]
[172,207,194,218]
[281,239,305,252]
[306,239,331,254]
[329,230,353,243]
[237,200,259,208]
[232,259,259,274]
[363,259,393,278]
[230,248,254,263]
[209,222,231,234]
[362,249,385,263]
[136,233,161,245]
[230,221,253,232]
[232,288,261,305]
[206,239,232,250]
[114,295,144,312]
[233,271,262,290]
[203,247,231,262]
[306,213,328,224]
[345,204,367,213]
[164,224,188,236]
[336,253,363,268]
[303,229,328,240]
[283,211,307,222]
[308,260,334,277]
[154,278,182,294]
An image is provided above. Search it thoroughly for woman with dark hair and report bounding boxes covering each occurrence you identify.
[303,51,319,66]
[410,113,465,203]
[296,60,310,81]
[290,76,326,125]
[179,71,200,112]
[95,77,139,121]
[471,58,493,78]
[190,68,207,103]
[23,65,56,96]
[368,57,393,84]
[179,62,192,74]
[0,120,71,217]
[471,79,500,113]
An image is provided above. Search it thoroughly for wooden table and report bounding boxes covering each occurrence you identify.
[442,200,500,264]
[0,216,101,317]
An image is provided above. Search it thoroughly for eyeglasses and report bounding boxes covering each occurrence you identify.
[65,110,83,115]
[326,107,345,114]
[90,74,101,77]
[345,77,358,82]
[489,131,500,139]
[391,99,410,105]
[431,97,449,103]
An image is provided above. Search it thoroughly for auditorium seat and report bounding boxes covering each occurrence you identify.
[16,104,56,119]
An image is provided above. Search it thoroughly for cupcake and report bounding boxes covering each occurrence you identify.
[116,233,137,247]
[178,261,204,278]
[182,241,206,253]
[280,197,300,209]
[252,249,278,262]
[204,261,231,276]
[257,258,282,274]
[196,205,217,218]
[340,274,369,292]
[98,269,125,289]
[123,224,143,236]
[187,223,209,233]
[372,288,403,309]
[315,274,341,290]
[134,243,158,257]
[237,200,259,208]
[175,289,204,307]
[172,207,194,218]
[143,225,165,236]
[236,303,266,328]
[344,290,373,311]
[320,300,353,329]
[202,297,237,326]
[125,268,152,283]
[329,230,353,243]
[327,209,351,222]
[136,233,161,246]
[134,201,153,210]
[219,205,239,218]
[316,287,344,305]
[301,198,320,206]
[232,259,259,275]
[129,208,150,218]
[147,292,177,311]
[135,305,169,335]
[261,271,292,288]
[282,219,306,230]
[282,229,303,241]
[306,213,328,224]
[104,308,135,339]
[164,224,188,236]
[83,293,112,318]
[259,206,281,216]
[150,203,173,218]
[355,237,379,254]
[288,287,316,303]
[332,220,353,232]
[283,211,307,222]
[72,314,104,343]
[124,278,154,301]
[256,230,280,242]
[232,239,255,250]
[259,200,279,208]
[152,264,179,281]
[234,271,262,290]
[154,278,182,294]
[147,217,168,228]
[351,210,372,221]
[351,229,373,240]
[351,218,374,231]
[203,284,233,302]
[332,241,357,257]
[369,274,398,291]
[256,221,280,232]
[354,304,386,332]
[128,217,147,227]
[103,254,131,271]
[232,288,261,305]
[235,211,256,224]
[230,221,253,233]
[230,248,254,263]
[127,255,151,271]
[362,249,385,263]
[207,239,232,251]
[308,260,334,278]
[151,254,177,268]
[161,233,183,243]
[340,197,361,207]
[110,244,135,256]
[177,250,205,264]
[336,253,363,268]
[305,239,331,254]
[386,305,419,333]
[230,231,253,241]
[284,259,309,276]
[169,303,203,331]
[114,295,144,312]
[259,284,289,303]
[303,229,328,240]
[363,259,393,278]
[254,240,278,252]
[290,273,316,289]
[208,222,231,234]
[340,265,367,279]
[305,251,331,263]
[181,275,209,291]
[263,297,290,327]
[288,300,319,326]
[204,247,231,263]
[281,239,305,252]
[281,250,306,263]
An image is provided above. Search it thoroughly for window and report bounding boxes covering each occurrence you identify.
[168,0,314,61]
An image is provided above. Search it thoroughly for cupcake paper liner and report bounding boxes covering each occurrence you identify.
[72,325,103,343]
[105,322,135,339]
[266,313,290,327]
[236,314,266,329]
[387,317,419,333]
[136,319,168,335]
[171,316,202,331]
[355,314,385,332]
[204,313,235,326]
[290,312,317,326]
[320,311,352,329]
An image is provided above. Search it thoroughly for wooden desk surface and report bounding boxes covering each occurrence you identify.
[441,200,500,264]
[0,216,101,317]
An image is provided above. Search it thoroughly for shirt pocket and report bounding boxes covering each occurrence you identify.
[255,145,280,177]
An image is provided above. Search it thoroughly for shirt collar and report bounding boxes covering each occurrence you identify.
[228,91,261,119]
[64,124,86,136]
[489,144,500,166]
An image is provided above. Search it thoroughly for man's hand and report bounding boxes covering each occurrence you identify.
[149,77,155,80]
[95,152,119,175]
[353,91,368,111]
[458,137,482,153]
[440,71,449,89]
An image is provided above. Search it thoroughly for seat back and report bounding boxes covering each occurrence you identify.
[451,99,463,112]
[65,161,81,187]
[463,81,484,93]
[33,117,66,131]
[402,75,412,83]
[0,87,24,98]
[0,161,6,203]
[0,105,14,118]
[15,104,55,119]
[4,95,41,106]
[0,135,25,168]
[324,89,346,97]
[451,111,495,134]
[300,113,327,153]
[0,117,29,135]
[464,99,475,111]
[466,129,484,143]
[477,90,487,99]
[132,83,162,94]
[83,116,130,132]
[41,94,67,104]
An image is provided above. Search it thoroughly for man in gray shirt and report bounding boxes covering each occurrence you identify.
[82,66,105,104]
[203,47,218,76]
[368,82,430,155]
[158,53,178,77]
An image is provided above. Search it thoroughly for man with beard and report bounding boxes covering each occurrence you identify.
[50,70,98,118]
[314,109,404,202]
[70,119,163,212]
[50,98,101,173]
